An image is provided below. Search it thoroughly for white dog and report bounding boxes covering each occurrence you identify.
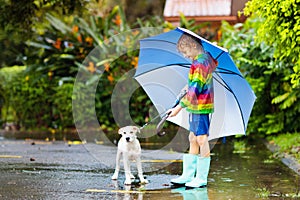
[111,126,149,185]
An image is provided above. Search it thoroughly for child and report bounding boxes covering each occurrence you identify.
[168,33,218,188]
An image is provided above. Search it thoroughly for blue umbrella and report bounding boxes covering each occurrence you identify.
[134,27,256,140]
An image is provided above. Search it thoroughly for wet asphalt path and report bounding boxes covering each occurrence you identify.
[0,139,182,200]
[0,137,299,200]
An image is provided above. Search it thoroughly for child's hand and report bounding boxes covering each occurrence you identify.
[167,105,182,117]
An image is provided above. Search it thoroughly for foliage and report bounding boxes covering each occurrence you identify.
[243,0,300,88]
[268,133,300,162]
[4,5,169,131]
[0,0,89,30]
[219,18,300,135]
[0,0,91,67]
[10,71,55,129]
[53,83,74,129]
[255,186,271,198]
[0,66,25,123]
[0,0,166,68]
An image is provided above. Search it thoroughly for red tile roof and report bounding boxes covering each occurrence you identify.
[164,0,232,17]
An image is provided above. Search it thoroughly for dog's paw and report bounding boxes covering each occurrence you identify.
[124,179,132,185]
[140,179,149,184]
[130,174,135,179]
[111,173,118,180]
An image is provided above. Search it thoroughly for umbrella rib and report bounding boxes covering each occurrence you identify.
[215,51,224,60]
[141,39,177,46]
[215,68,244,79]
[212,74,231,92]
[165,63,190,68]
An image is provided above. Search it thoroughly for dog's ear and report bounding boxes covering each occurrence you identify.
[118,127,123,135]
[133,126,140,134]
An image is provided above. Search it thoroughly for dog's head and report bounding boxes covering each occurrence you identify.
[118,126,140,143]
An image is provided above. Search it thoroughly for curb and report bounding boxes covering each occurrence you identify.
[264,140,300,176]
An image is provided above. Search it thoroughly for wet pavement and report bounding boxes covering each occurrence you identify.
[0,137,299,199]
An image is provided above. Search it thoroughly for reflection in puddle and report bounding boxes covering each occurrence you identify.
[220,177,234,182]
[172,187,208,200]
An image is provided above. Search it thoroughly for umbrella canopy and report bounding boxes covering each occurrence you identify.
[134,27,256,140]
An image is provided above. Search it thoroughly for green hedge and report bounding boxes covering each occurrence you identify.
[219,17,300,135]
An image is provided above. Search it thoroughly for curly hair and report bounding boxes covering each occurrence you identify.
[177,33,203,57]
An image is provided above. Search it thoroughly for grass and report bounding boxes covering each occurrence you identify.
[255,187,270,198]
[268,133,300,162]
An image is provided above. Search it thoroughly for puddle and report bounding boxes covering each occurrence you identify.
[0,138,299,199]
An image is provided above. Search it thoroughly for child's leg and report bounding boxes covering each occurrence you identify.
[188,132,199,154]
[196,134,210,157]
[170,133,198,185]
[185,134,211,188]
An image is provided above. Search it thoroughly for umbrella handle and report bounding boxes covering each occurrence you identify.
[156,111,171,136]
[139,109,168,131]
[156,89,187,136]
[140,89,187,134]
[156,90,187,136]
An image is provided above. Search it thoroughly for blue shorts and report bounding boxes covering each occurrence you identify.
[189,113,209,136]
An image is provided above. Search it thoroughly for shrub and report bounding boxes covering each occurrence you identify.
[219,17,300,135]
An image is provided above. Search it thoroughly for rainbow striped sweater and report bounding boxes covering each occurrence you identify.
[180,52,218,114]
